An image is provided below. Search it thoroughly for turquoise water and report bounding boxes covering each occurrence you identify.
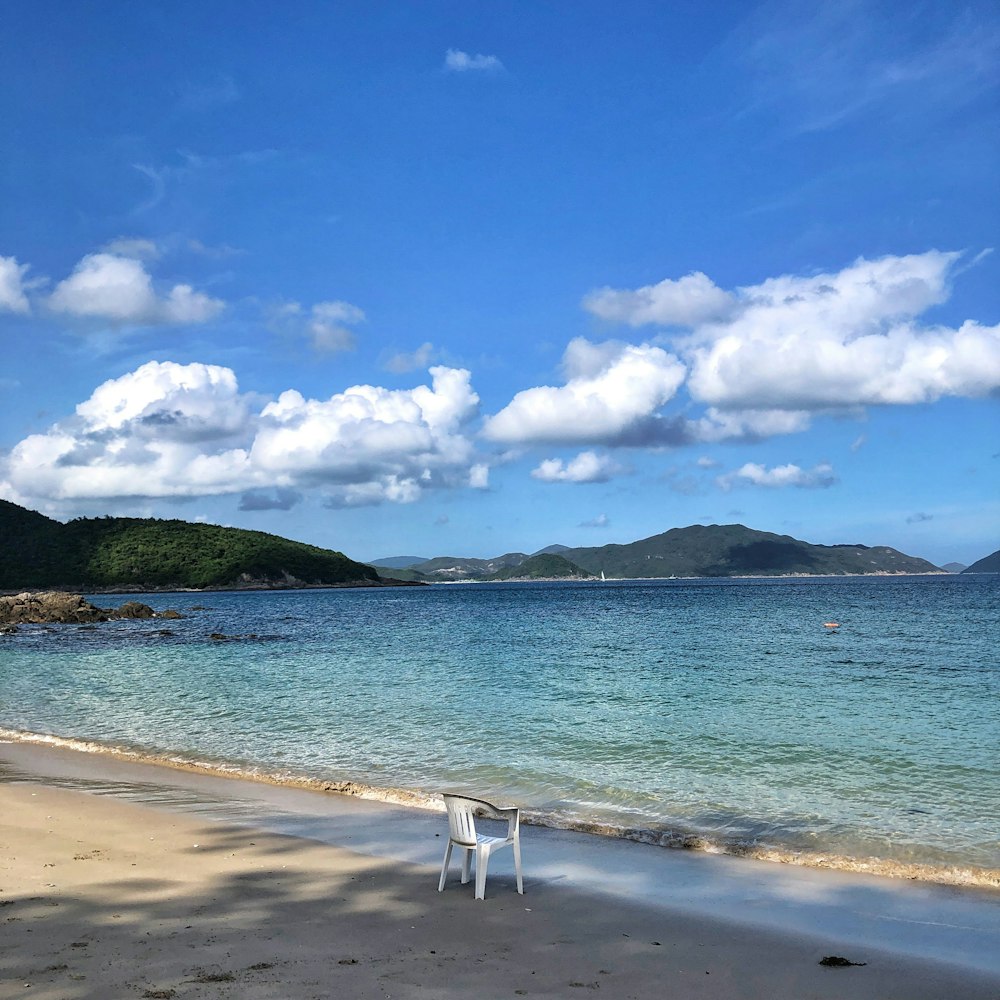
[2,575,998,877]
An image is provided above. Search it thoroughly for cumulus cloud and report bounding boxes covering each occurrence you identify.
[682,252,1000,409]
[0,256,31,313]
[583,272,734,327]
[4,362,483,510]
[48,252,223,325]
[444,49,503,72]
[383,342,435,373]
[717,462,837,491]
[581,251,1000,439]
[579,513,610,528]
[483,338,686,446]
[531,450,628,484]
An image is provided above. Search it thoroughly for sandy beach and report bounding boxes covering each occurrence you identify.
[1,740,998,1000]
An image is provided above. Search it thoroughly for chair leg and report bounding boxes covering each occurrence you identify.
[461,847,472,885]
[475,844,490,900]
[513,838,524,894]
[438,842,453,892]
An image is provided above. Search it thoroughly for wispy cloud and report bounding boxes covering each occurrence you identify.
[444,49,503,73]
[383,342,435,374]
[733,0,999,132]
[579,513,610,528]
[176,73,240,112]
[268,299,365,354]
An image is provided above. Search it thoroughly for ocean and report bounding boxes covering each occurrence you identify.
[2,574,997,885]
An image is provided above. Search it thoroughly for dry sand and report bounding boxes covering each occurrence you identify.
[3,779,999,1000]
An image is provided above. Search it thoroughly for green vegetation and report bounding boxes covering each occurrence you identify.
[563,524,942,578]
[484,553,593,581]
[0,499,381,590]
[399,523,942,580]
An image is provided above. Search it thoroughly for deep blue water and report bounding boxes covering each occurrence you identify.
[2,575,997,874]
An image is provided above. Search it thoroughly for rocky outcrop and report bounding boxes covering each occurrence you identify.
[0,592,157,625]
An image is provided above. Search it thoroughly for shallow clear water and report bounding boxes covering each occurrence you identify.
[2,575,997,873]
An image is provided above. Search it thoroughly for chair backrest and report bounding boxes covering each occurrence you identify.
[442,794,491,846]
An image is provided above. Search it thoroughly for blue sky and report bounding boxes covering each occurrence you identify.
[1,0,997,566]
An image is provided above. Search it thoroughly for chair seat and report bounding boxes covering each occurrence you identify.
[476,834,511,848]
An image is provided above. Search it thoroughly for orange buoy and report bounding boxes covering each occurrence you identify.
[823,622,840,628]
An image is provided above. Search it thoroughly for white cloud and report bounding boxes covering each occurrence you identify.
[717,462,838,491]
[691,407,814,443]
[384,342,435,373]
[48,252,223,325]
[273,299,365,353]
[4,362,484,510]
[308,300,365,353]
[531,450,627,484]
[483,338,686,446]
[444,49,503,72]
[589,251,1000,419]
[0,256,31,314]
[101,237,160,260]
[579,513,610,528]
[469,463,490,489]
[583,272,734,327]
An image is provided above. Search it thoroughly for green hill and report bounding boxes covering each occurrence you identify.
[562,524,941,578]
[401,523,942,581]
[484,553,594,581]
[0,499,383,591]
[963,548,1000,573]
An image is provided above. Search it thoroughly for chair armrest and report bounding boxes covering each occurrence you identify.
[493,806,519,838]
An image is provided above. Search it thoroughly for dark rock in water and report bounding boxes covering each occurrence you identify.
[210,633,229,641]
[190,605,207,611]
[0,624,18,635]
[0,591,154,625]
[116,601,155,619]
[819,956,867,967]
[159,609,184,619]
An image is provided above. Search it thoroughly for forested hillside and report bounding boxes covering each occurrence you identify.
[0,500,382,590]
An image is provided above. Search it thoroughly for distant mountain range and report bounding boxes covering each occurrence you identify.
[0,499,384,591]
[372,523,963,581]
[3,498,995,593]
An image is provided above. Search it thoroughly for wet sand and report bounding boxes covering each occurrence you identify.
[1,741,998,1000]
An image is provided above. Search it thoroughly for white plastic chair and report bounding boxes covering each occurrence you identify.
[438,793,524,900]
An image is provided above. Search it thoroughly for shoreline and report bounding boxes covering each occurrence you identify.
[3,726,997,891]
[2,570,980,598]
[2,737,999,997]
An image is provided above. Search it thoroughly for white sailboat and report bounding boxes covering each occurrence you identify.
[600,570,606,581]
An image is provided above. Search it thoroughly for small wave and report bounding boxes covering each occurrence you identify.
[1,726,997,891]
